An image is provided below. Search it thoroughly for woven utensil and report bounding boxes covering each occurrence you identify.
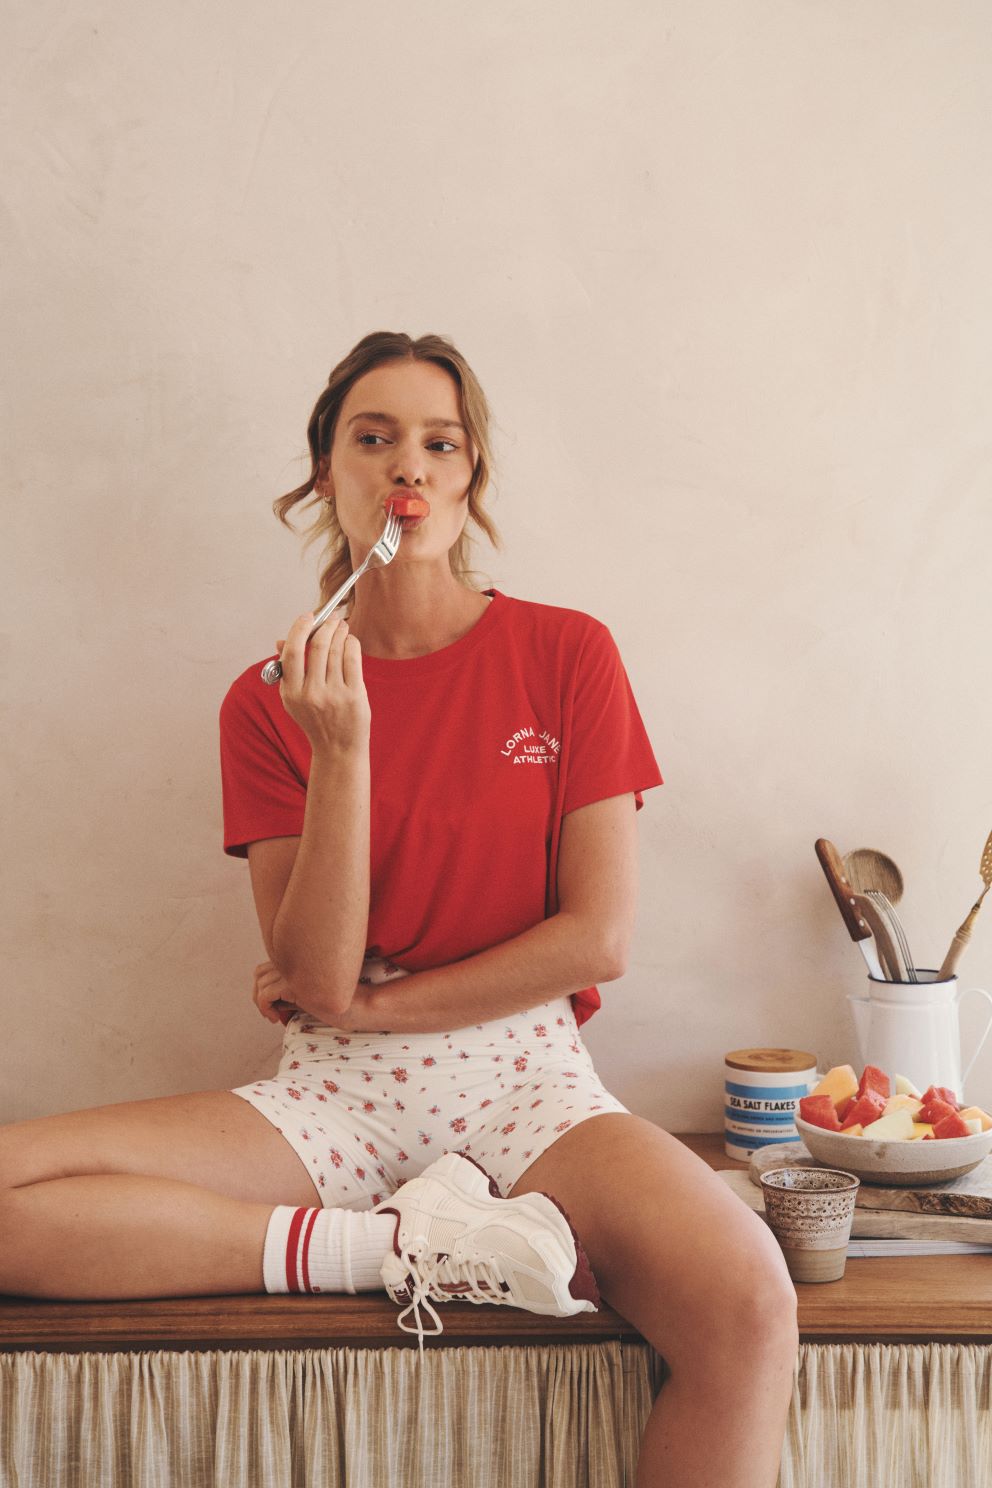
[937,828,992,980]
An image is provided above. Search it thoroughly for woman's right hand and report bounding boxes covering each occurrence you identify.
[275,610,371,753]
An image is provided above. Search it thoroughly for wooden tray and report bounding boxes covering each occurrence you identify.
[748,1140,992,1218]
[719,1169,992,1242]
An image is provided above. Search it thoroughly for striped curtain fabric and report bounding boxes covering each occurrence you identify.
[1,1342,988,1486]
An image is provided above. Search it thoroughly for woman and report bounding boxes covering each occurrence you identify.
[0,332,798,1485]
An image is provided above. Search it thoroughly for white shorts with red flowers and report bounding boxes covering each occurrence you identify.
[230,962,629,1207]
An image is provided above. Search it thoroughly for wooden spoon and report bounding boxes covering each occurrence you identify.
[843,848,904,901]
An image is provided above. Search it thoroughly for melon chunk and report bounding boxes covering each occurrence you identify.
[810,1064,859,1109]
[895,1073,923,1097]
[909,1123,934,1139]
[860,1107,916,1141]
[883,1093,924,1117]
[959,1105,992,1132]
[841,1123,865,1137]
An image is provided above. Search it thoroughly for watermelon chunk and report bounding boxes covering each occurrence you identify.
[799,1095,842,1131]
[840,1089,887,1131]
[933,1111,972,1139]
[919,1097,959,1127]
[920,1084,960,1111]
[384,494,431,522]
[856,1064,891,1101]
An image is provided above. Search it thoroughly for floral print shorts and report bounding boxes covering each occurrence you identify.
[230,964,629,1207]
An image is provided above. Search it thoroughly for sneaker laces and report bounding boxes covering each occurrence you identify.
[394,1248,508,1356]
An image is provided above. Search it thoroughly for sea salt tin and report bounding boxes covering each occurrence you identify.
[724,1048,819,1161]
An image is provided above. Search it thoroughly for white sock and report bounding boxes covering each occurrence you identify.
[262,1206,396,1294]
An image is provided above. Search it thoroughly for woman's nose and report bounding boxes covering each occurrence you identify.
[390,443,427,485]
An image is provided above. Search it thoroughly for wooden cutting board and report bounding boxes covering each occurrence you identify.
[718,1169,992,1243]
[748,1140,992,1217]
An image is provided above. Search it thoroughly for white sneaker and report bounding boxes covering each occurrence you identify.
[373,1151,600,1353]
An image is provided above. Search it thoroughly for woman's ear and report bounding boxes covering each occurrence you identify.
[315,455,333,500]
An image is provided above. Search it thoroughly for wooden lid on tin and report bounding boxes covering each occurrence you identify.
[724,1048,817,1073]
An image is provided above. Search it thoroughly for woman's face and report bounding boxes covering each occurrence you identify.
[323,359,478,562]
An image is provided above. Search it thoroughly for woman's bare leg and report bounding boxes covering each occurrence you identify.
[0,1091,324,1299]
[509,1114,799,1488]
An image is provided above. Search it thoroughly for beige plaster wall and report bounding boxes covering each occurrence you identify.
[4,1,991,1133]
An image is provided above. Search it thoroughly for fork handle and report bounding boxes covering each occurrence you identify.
[260,562,368,686]
[937,886,990,980]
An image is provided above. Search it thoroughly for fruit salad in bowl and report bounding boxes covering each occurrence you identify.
[794,1064,992,1184]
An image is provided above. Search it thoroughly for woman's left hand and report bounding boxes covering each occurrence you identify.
[252,961,300,1026]
[251,960,382,1030]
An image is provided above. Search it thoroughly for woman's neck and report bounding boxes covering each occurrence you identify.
[346,584,491,660]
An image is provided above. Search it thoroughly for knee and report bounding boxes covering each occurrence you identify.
[717,1228,799,1360]
[658,1219,798,1369]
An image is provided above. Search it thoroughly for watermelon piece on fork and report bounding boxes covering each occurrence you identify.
[384,494,430,526]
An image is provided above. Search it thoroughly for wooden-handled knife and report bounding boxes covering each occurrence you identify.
[814,838,885,980]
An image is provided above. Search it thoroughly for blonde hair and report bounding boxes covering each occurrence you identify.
[273,331,502,607]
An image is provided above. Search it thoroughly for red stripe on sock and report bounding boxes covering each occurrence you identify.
[299,1208,320,1293]
[285,1208,309,1293]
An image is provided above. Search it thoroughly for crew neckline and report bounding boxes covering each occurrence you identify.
[358,589,507,677]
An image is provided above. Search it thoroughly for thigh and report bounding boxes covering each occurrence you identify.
[507,1112,797,1364]
[463,1064,630,1199]
[0,1090,323,1207]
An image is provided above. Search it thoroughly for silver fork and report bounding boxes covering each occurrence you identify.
[261,511,403,685]
[865,889,919,983]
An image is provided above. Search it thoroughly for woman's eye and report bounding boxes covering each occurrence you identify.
[356,433,457,453]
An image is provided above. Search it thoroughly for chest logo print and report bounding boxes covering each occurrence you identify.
[499,723,561,766]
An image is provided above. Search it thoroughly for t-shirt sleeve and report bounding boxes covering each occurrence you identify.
[219,676,308,858]
[562,622,664,816]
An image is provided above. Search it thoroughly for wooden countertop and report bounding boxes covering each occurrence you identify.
[0,1134,988,1351]
[682,1132,992,1342]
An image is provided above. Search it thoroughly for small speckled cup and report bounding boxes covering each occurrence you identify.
[759,1167,860,1283]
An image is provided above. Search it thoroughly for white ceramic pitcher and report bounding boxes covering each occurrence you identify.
[847,969,992,1102]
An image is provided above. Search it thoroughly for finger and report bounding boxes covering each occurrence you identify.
[322,618,351,684]
[299,609,347,690]
[257,988,280,1022]
[257,973,281,1001]
[341,628,362,682]
[277,613,316,690]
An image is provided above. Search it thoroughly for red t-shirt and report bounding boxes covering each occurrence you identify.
[219,589,663,1026]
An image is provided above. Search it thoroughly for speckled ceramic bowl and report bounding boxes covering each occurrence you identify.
[795,1115,992,1185]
